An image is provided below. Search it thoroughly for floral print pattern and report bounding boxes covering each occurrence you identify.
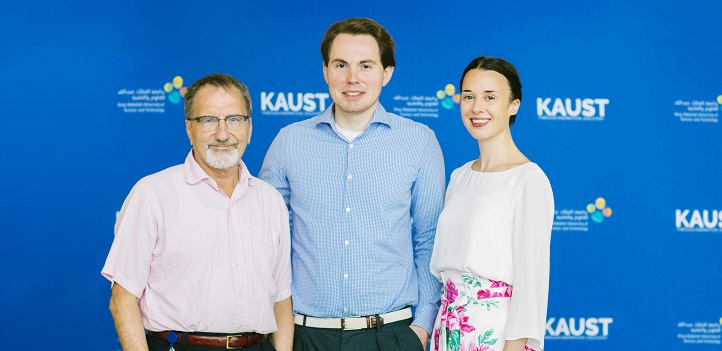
[432,274,536,351]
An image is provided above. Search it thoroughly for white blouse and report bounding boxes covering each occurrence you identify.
[430,161,554,350]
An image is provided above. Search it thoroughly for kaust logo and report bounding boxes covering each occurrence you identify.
[260,92,330,116]
[553,197,612,232]
[116,75,184,114]
[588,197,612,224]
[537,98,609,121]
[676,209,722,232]
[163,76,186,104]
[436,84,460,110]
[546,317,613,340]
[677,319,722,345]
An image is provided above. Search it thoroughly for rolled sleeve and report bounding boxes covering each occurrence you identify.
[101,183,158,299]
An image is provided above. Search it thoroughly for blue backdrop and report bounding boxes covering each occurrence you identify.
[1,0,720,349]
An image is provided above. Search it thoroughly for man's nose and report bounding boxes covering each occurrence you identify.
[347,67,359,84]
[214,119,230,140]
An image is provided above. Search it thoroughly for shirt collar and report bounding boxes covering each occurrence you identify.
[183,150,254,188]
[314,103,393,128]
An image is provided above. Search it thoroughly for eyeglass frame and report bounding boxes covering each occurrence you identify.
[185,115,251,131]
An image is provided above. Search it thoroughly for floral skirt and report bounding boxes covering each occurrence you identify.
[432,271,536,351]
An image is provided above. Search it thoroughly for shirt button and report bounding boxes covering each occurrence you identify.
[345,207,350,213]
[349,144,354,149]
[344,240,349,245]
[344,307,348,313]
[238,293,243,298]
[344,273,348,279]
[235,262,240,267]
[346,174,352,180]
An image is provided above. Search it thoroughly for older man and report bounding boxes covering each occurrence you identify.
[103,73,293,351]
[260,18,445,351]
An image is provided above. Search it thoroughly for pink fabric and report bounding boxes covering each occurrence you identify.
[102,151,291,334]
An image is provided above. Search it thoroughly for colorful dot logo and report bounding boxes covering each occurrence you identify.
[436,84,461,110]
[164,76,186,104]
[717,95,722,104]
[587,197,612,224]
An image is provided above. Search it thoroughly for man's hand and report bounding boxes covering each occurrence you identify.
[409,325,429,349]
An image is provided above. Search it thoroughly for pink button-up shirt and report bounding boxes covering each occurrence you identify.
[102,151,291,334]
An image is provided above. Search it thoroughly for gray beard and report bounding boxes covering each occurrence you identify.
[205,147,239,169]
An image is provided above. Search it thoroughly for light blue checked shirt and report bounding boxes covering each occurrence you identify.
[259,104,445,333]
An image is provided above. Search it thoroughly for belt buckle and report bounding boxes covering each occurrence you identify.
[226,334,244,349]
[341,318,347,330]
[366,315,384,328]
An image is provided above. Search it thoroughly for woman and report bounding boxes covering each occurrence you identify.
[430,57,554,351]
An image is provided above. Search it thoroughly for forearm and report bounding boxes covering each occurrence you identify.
[269,297,294,351]
[503,338,528,351]
[109,283,148,351]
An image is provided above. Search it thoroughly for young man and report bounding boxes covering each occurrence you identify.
[260,18,445,351]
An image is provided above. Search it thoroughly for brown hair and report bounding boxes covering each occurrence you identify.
[320,18,395,68]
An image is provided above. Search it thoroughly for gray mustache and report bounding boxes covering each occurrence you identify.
[207,140,238,147]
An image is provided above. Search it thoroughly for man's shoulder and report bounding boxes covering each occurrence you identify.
[382,111,434,133]
[272,115,329,144]
[250,175,279,192]
[131,164,185,192]
[379,111,436,143]
[281,114,325,131]
[249,176,286,202]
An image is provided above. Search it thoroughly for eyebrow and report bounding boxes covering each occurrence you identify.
[330,58,378,65]
[461,89,499,93]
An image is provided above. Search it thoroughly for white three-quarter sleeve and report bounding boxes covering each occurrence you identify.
[505,170,554,351]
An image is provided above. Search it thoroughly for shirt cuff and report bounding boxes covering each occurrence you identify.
[275,286,292,302]
[411,302,440,335]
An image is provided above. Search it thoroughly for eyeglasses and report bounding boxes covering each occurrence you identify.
[186,115,251,131]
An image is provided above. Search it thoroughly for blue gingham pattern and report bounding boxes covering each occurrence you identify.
[259,104,445,333]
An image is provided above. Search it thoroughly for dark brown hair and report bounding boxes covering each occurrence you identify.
[321,18,395,68]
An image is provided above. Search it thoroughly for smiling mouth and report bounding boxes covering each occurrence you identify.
[470,118,490,127]
[344,91,364,96]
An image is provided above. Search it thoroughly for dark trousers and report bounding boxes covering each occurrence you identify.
[293,318,425,351]
[146,333,276,351]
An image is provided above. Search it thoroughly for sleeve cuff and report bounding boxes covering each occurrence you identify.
[411,302,440,335]
[275,286,292,302]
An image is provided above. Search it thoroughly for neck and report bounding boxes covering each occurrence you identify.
[198,161,240,198]
[208,167,239,184]
[475,131,527,172]
[333,103,376,132]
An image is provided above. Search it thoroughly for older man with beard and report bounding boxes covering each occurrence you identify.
[102,73,293,351]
